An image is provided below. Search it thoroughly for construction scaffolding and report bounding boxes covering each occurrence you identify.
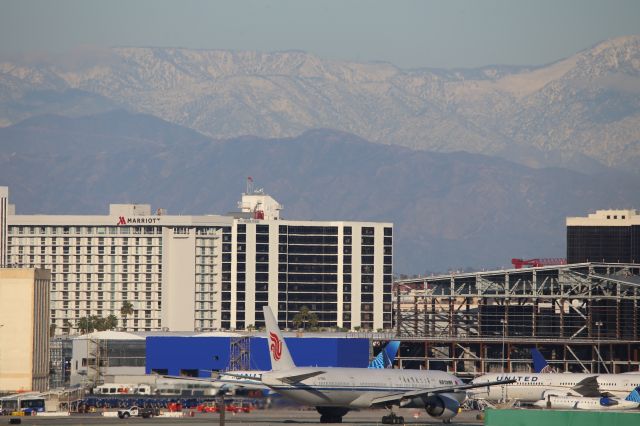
[85,337,107,387]
[228,336,251,371]
[49,337,72,389]
[392,263,640,378]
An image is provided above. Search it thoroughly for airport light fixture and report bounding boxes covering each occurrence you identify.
[595,321,603,374]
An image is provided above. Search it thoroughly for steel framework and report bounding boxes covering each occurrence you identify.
[392,263,640,378]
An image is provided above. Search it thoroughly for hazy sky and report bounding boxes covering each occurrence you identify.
[1,0,639,69]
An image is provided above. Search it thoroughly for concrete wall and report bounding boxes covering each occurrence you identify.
[0,268,50,392]
[145,336,370,376]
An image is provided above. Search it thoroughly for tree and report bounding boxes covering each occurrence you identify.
[292,306,319,331]
[104,314,118,331]
[49,323,57,338]
[120,300,134,329]
[77,316,93,334]
[76,314,119,334]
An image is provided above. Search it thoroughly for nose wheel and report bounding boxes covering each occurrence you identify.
[381,412,405,424]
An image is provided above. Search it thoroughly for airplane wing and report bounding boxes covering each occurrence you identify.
[370,379,517,407]
[571,376,601,397]
[272,370,326,384]
[161,374,216,382]
[161,374,269,390]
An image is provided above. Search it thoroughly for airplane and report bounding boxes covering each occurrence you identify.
[470,372,640,403]
[260,306,514,424]
[214,340,401,392]
[532,385,640,410]
[163,340,402,395]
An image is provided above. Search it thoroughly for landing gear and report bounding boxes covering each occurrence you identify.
[319,414,343,423]
[316,407,349,424]
[381,412,405,424]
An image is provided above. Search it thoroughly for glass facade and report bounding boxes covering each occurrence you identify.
[567,226,639,263]
[278,225,339,328]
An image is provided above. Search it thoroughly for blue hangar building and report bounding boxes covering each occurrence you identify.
[146,336,370,377]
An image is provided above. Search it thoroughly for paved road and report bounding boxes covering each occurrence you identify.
[2,409,484,425]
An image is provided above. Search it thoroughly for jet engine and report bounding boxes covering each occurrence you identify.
[423,394,461,420]
[599,397,618,406]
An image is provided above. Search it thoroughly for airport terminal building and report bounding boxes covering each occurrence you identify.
[0,186,392,333]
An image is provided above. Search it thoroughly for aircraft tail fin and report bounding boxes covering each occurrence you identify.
[625,386,640,402]
[368,341,400,369]
[263,306,296,371]
[532,348,553,373]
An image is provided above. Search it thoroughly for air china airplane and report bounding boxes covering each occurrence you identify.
[532,385,640,410]
[214,340,401,392]
[260,307,513,424]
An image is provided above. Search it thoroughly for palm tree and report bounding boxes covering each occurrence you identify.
[292,306,319,331]
[120,300,134,330]
[104,314,118,331]
[76,317,93,334]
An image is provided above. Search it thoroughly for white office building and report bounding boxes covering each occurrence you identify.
[1,186,392,333]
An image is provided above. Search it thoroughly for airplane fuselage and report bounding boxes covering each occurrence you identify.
[471,373,640,402]
[262,367,466,408]
[532,395,640,410]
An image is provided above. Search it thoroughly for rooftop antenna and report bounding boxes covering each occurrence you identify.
[246,176,254,195]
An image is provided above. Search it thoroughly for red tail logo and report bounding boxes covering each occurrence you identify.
[117,216,126,225]
[269,331,282,361]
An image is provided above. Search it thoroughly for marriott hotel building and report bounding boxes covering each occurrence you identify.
[0,187,392,333]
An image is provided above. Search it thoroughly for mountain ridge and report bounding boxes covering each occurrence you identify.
[1,36,640,171]
[2,111,639,273]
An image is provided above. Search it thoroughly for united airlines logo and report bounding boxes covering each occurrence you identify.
[540,365,554,374]
[269,332,282,361]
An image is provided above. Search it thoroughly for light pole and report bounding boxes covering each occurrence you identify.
[595,321,603,374]
[500,319,506,373]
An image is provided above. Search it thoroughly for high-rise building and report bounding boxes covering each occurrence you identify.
[4,187,392,332]
[566,209,640,264]
[0,186,9,267]
[0,268,51,392]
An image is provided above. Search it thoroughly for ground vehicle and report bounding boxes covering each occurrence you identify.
[0,396,45,415]
[225,402,252,413]
[117,406,159,419]
[94,384,151,395]
[196,402,219,413]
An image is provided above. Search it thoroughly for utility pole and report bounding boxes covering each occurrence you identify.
[595,321,603,374]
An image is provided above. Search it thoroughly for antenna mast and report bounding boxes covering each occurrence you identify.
[246,176,254,195]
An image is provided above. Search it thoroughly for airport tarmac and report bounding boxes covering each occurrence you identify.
[2,409,483,425]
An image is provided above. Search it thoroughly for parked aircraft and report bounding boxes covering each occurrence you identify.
[470,372,640,402]
[163,340,402,395]
[260,306,513,424]
[532,385,640,410]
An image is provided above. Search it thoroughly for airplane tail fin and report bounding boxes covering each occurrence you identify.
[263,306,296,371]
[625,386,640,402]
[531,348,553,373]
[368,341,400,369]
